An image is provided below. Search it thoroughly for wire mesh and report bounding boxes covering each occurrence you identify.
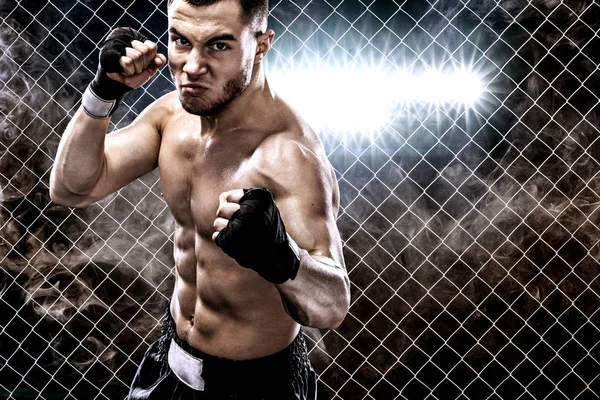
[1,0,600,399]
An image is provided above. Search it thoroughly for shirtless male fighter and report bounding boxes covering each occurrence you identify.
[49,0,349,398]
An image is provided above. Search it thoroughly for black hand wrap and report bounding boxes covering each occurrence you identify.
[83,27,146,118]
[215,188,301,284]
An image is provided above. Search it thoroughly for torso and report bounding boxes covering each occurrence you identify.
[157,92,313,359]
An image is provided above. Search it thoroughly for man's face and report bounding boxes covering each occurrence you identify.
[167,0,257,116]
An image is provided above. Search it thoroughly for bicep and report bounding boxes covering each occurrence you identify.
[274,156,345,269]
[87,96,167,200]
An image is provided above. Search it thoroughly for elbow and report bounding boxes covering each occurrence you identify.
[49,171,96,208]
[49,189,75,208]
[49,180,65,205]
[302,276,351,330]
[49,185,94,208]
[49,169,71,206]
[312,300,348,330]
[328,277,351,330]
[287,302,346,330]
[49,188,71,207]
[321,308,347,330]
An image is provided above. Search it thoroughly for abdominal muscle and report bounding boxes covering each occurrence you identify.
[169,230,300,360]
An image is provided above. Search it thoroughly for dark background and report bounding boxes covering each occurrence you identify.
[1,0,600,398]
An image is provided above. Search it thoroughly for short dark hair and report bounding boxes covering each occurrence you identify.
[168,0,268,34]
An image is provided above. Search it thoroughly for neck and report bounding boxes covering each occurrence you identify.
[199,63,272,136]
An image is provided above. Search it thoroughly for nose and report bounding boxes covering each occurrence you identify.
[182,48,208,79]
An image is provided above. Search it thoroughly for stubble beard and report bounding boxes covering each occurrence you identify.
[177,67,251,116]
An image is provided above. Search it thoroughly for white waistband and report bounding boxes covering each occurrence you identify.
[167,338,205,391]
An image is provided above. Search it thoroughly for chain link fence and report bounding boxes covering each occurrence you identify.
[1,0,600,398]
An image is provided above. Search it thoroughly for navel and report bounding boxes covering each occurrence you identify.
[178,313,195,341]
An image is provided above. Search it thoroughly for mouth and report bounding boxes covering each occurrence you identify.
[180,84,208,96]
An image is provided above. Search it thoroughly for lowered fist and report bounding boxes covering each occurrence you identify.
[213,188,301,284]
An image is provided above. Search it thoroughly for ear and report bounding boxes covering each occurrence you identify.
[255,29,275,64]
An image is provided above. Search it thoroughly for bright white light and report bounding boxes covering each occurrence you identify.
[268,67,484,135]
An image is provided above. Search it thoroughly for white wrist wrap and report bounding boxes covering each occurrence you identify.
[81,86,118,119]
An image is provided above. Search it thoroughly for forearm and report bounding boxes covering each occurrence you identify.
[276,250,350,330]
[213,188,350,329]
[50,106,109,206]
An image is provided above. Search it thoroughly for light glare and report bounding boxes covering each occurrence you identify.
[269,67,484,134]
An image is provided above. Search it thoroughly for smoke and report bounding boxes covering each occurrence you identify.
[3,0,600,398]
[315,0,600,397]
[453,0,599,308]
[367,0,600,396]
[2,3,328,396]
[0,10,173,398]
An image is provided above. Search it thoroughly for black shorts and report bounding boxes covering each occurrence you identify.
[127,308,317,399]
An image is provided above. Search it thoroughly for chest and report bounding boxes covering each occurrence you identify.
[157,128,261,237]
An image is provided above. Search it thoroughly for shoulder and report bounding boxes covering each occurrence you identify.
[256,125,323,172]
[255,100,325,170]
[253,126,336,203]
[133,90,180,133]
[138,90,179,116]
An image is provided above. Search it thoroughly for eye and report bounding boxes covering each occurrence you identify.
[209,43,229,51]
[173,37,190,46]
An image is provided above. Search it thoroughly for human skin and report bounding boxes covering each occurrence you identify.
[50,0,350,360]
